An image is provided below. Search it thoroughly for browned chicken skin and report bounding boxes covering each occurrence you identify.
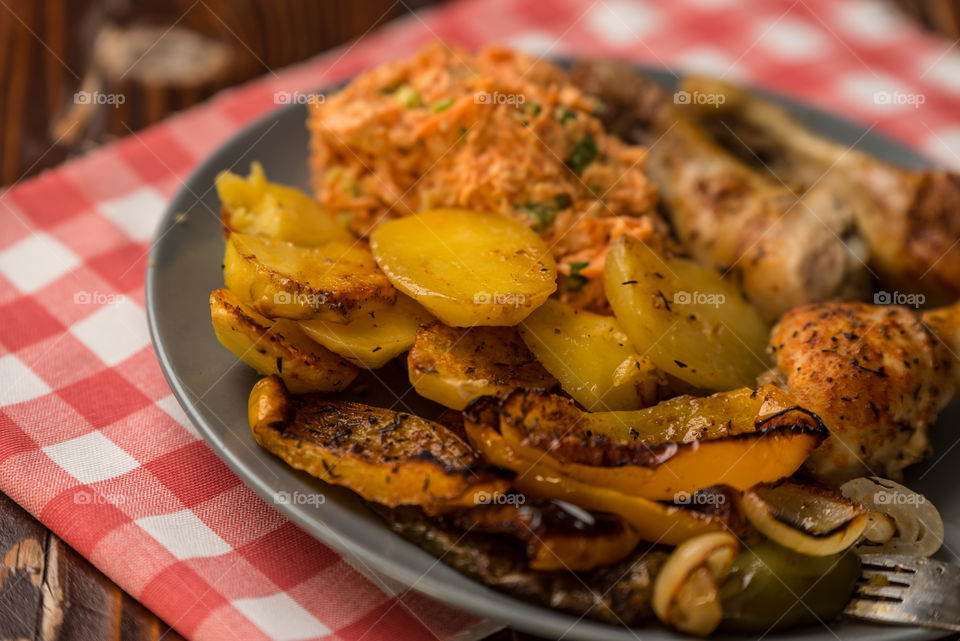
[682,76,960,305]
[571,62,871,322]
[767,301,957,484]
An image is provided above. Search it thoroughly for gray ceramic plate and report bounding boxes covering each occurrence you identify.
[146,65,956,641]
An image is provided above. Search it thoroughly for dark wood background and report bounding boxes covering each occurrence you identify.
[0,0,441,186]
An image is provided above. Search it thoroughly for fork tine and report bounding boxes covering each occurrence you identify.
[859,554,921,573]
[855,584,907,600]
[845,597,919,625]
[845,555,960,632]
[859,569,911,585]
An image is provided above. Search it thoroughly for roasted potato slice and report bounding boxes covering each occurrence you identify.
[370,209,557,326]
[449,500,640,571]
[604,235,770,391]
[210,288,358,392]
[216,162,352,245]
[495,387,828,500]
[408,322,557,410]
[297,294,433,369]
[463,399,736,545]
[224,232,396,322]
[249,376,512,507]
[518,299,665,411]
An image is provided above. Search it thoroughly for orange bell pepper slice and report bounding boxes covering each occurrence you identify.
[463,408,734,546]
[496,386,828,501]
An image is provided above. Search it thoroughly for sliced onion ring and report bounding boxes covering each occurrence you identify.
[653,532,739,636]
[839,477,943,557]
[742,480,867,556]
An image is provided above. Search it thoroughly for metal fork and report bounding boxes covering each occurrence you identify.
[844,554,960,631]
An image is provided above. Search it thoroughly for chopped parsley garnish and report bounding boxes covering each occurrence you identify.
[566,134,598,173]
[555,106,577,123]
[515,193,572,232]
[517,201,557,231]
[529,102,542,117]
[394,84,421,108]
[565,261,590,292]
[431,97,454,112]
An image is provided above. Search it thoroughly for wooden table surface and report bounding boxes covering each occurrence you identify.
[0,491,185,641]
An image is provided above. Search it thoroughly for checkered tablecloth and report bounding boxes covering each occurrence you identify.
[1,0,959,639]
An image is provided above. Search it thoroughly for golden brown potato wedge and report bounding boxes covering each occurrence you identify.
[408,322,557,410]
[210,288,358,393]
[494,387,828,500]
[448,500,640,571]
[604,235,770,391]
[297,294,433,369]
[216,162,353,245]
[248,376,513,507]
[223,232,396,322]
[463,398,737,545]
[370,209,557,326]
[518,299,665,411]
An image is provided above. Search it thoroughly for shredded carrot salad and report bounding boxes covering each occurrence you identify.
[308,43,667,309]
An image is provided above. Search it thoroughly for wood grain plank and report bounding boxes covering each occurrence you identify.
[0,493,185,641]
[0,491,46,640]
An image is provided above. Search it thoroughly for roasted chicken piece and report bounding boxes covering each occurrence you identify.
[682,76,960,305]
[766,301,957,484]
[571,62,870,321]
[922,302,960,385]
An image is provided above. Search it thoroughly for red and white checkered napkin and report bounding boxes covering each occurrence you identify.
[1,0,959,639]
